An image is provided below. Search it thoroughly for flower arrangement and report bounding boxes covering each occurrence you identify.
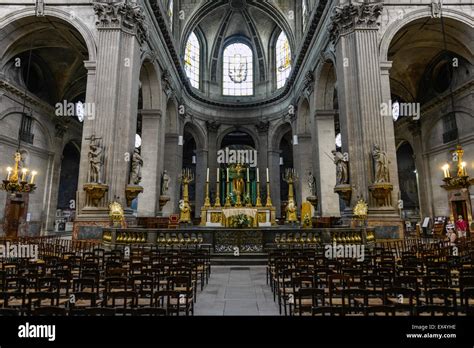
[230,214,252,228]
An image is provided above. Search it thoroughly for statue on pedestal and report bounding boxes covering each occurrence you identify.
[161,170,170,195]
[130,148,143,185]
[88,137,103,183]
[332,150,349,185]
[307,172,317,196]
[372,144,390,183]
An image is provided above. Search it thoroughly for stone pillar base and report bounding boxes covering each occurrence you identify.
[365,216,404,240]
[73,208,137,240]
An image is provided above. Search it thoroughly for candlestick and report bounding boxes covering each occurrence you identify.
[217,168,220,183]
[247,168,250,181]
[6,167,12,181]
[462,162,468,176]
[206,168,209,182]
[227,168,230,182]
[21,168,28,182]
[256,168,260,182]
[266,168,269,183]
[30,171,37,185]
[442,164,450,179]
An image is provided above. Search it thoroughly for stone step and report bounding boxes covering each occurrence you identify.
[211,253,267,265]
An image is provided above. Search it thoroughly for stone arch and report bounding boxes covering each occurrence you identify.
[380,8,473,62]
[297,97,311,135]
[165,97,179,134]
[270,121,292,150]
[217,125,260,151]
[139,60,162,110]
[183,121,207,150]
[0,8,97,62]
[314,60,337,111]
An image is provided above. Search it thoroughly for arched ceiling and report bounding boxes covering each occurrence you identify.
[0,16,88,105]
[388,17,472,103]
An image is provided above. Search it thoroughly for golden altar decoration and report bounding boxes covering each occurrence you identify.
[201,165,276,227]
[283,168,298,223]
[109,201,126,228]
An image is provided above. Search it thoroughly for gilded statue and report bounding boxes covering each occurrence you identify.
[109,201,125,228]
[372,144,390,183]
[179,199,191,223]
[286,200,298,223]
[332,150,349,185]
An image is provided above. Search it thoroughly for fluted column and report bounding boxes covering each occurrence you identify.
[74,1,147,238]
[329,1,402,234]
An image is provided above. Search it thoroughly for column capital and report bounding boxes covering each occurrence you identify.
[84,60,97,72]
[328,2,383,44]
[255,121,270,134]
[205,120,220,133]
[93,1,149,43]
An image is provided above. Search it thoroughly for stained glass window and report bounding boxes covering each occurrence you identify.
[223,43,253,96]
[168,0,173,30]
[276,31,291,89]
[184,32,200,89]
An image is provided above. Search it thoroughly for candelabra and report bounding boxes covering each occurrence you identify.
[283,168,298,222]
[179,168,194,223]
[441,145,472,189]
[214,168,221,208]
[265,168,273,208]
[1,152,37,194]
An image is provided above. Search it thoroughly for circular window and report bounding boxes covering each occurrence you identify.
[432,61,452,94]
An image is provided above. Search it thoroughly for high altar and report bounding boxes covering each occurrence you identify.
[199,164,276,227]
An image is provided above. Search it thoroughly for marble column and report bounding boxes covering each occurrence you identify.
[329,1,402,236]
[138,109,162,217]
[206,122,219,199]
[314,110,340,216]
[74,1,146,239]
[162,134,183,215]
[195,149,208,218]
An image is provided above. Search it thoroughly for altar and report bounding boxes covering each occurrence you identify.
[201,207,276,227]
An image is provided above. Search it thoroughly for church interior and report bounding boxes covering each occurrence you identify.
[0,0,474,336]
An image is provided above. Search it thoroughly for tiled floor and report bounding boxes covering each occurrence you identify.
[194,266,280,316]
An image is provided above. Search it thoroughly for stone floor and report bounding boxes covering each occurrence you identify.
[194,266,280,316]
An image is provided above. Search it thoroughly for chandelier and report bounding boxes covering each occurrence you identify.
[1,152,37,194]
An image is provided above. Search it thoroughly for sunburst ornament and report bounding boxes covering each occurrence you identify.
[353,199,368,219]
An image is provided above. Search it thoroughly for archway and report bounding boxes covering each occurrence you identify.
[313,59,341,217]
[55,142,80,233]
[387,16,473,219]
[0,14,91,234]
[396,142,420,222]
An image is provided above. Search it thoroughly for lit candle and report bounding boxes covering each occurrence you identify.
[21,168,28,182]
[256,168,260,182]
[227,168,230,182]
[6,167,12,181]
[247,168,250,181]
[206,168,209,182]
[462,162,468,176]
[30,171,37,185]
[217,168,220,183]
[442,164,450,178]
[266,168,269,183]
